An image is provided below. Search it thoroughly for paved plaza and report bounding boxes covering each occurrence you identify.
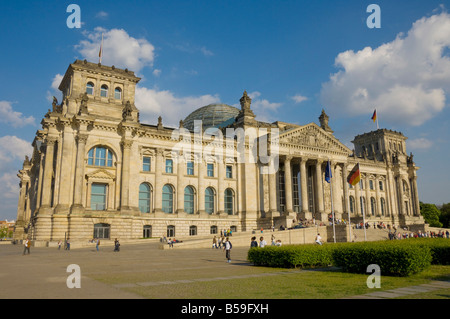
[1,241,449,300]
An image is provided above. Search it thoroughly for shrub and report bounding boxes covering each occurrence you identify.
[248,244,334,268]
[331,241,432,277]
[402,238,450,265]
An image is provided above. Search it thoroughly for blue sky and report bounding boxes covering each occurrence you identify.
[0,0,449,221]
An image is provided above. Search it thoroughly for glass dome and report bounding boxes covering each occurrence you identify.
[183,104,240,131]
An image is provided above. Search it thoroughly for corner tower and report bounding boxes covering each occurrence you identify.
[58,60,141,121]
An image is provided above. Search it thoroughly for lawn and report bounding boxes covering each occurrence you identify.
[115,265,450,299]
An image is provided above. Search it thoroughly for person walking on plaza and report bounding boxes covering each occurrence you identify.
[22,238,31,255]
[114,238,120,252]
[96,238,100,251]
[224,237,232,263]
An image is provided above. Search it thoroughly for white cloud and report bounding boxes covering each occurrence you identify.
[320,11,450,126]
[247,91,282,122]
[76,27,155,73]
[407,137,433,150]
[0,101,35,128]
[0,136,33,165]
[152,69,162,77]
[96,11,108,19]
[291,94,308,104]
[135,86,221,127]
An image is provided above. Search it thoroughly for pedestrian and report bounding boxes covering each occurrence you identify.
[259,236,267,248]
[212,236,218,249]
[66,238,71,250]
[22,238,31,255]
[315,233,323,245]
[224,237,232,263]
[96,238,100,251]
[250,236,258,248]
[58,240,62,250]
[114,238,120,252]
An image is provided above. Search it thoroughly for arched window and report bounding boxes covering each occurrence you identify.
[100,84,108,97]
[349,196,355,214]
[224,188,234,215]
[370,197,376,216]
[139,183,151,213]
[162,184,174,214]
[86,82,94,95]
[380,198,386,216]
[184,186,195,214]
[210,225,218,234]
[205,187,215,214]
[88,146,114,167]
[114,87,122,100]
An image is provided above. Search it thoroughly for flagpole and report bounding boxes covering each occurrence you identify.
[327,159,336,243]
[359,162,367,241]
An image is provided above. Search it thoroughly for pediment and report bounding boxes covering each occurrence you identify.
[279,123,351,154]
[86,169,116,181]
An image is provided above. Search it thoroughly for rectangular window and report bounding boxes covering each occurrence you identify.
[143,156,151,172]
[165,159,173,173]
[187,161,194,175]
[379,181,384,191]
[369,180,374,190]
[207,163,214,177]
[226,165,233,178]
[91,184,107,210]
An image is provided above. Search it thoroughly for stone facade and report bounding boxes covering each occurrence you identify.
[13,60,423,244]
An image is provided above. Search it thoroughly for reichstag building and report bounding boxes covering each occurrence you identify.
[14,60,423,243]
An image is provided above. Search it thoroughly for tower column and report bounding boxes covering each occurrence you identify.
[284,156,293,215]
[71,134,88,213]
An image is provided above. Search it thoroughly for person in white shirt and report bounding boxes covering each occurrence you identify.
[315,233,323,245]
[259,237,267,248]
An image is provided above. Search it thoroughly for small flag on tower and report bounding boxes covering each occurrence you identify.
[99,33,104,64]
[371,109,377,123]
[347,163,361,186]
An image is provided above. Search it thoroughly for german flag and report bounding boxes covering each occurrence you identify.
[347,163,361,186]
[371,109,377,123]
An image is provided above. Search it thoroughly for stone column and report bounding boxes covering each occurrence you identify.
[176,153,184,214]
[315,159,325,220]
[355,176,361,216]
[56,125,75,213]
[284,156,293,215]
[154,149,164,213]
[71,134,88,213]
[268,165,278,215]
[217,157,225,214]
[120,139,133,211]
[413,176,420,216]
[331,161,341,218]
[197,155,205,214]
[397,176,404,215]
[341,163,350,220]
[365,175,371,217]
[40,136,57,210]
[300,158,309,218]
[375,176,381,216]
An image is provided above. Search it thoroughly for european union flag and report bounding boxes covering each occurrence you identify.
[325,160,332,183]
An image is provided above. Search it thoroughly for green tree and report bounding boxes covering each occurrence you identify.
[439,203,450,228]
[420,202,443,227]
